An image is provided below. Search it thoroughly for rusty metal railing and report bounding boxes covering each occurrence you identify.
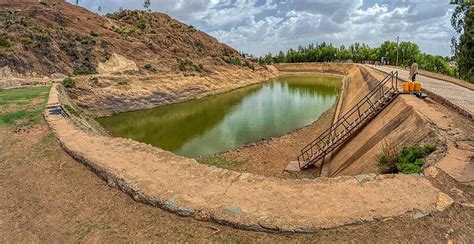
[297,71,399,169]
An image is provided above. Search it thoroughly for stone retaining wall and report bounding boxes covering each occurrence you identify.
[45,83,453,232]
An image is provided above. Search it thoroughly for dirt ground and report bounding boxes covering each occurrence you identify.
[1,86,473,242]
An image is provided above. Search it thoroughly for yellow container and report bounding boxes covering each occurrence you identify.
[403,82,410,93]
[408,82,415,92]
[414,82,421,92]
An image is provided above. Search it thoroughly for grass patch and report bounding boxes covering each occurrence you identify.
[0,109,43,125]
[0,86,50,127]
[378,144,436,174]
[0,86,50,106]
[196,155,245,168]
[63,104,79,116]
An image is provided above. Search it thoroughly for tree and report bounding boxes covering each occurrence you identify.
[97,6,102,13]
[398,42,421,66]
[144,0,151,12]
[451,0,474,82]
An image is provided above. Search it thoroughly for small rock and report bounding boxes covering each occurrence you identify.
[285,161,301,172]
[424,166,439,177]
[449,188,464,197]
[412,210,432,219]
[355,173,377,182]
[225,207,242,216]
[436,193,454,211]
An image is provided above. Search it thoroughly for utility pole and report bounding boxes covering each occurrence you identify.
[396,36,400,66]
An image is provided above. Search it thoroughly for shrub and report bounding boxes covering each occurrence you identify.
[135,20,147,30]
[144,63,152,69]
[20,37,33,46]
[378,144,436,174]
[72,67,96,76]
[177,59,193,72]
[0,34,12,48]
[225,57,241,66]
[90,31,99,37]
[243,60,255,70]
[117,80,128,85]
[63,77,76,88]
[88,77,99,84]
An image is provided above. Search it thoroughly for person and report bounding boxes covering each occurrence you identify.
[409,60,419,82]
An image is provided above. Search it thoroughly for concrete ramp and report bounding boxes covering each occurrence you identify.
[323,95,438,176]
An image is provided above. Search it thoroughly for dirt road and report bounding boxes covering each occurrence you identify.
[371,65,474,117]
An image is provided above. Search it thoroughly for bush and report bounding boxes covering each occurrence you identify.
[72,67,96,76]
[20,37,33,46]
[117,80,128,85]
[63,77,76,88]
[88,77,99,84]
[90,31,99,37]
[225,57,241,66]
[378,144,436,174]
[243,60,255,70]
[135,20,147,30]
[0,34,12,48]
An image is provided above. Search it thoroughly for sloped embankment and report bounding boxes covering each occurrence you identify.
[274,63,444,176]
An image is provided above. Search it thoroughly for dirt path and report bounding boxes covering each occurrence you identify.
[371,65,474,117]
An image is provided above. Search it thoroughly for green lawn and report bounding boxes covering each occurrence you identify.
[0,86,50,126]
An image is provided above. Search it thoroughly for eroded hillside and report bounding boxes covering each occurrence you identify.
[0,0,276,115]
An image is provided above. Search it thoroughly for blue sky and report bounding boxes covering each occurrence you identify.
[69,0,457,57]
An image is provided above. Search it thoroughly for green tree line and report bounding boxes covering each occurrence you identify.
[450,0,473,83]
[258,41,457,78]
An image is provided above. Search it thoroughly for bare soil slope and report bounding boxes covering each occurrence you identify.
[0,0,275,114]
[0,0,259,75]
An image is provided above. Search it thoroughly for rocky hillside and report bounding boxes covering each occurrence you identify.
[0,0,261,75]
[0,0,276,115]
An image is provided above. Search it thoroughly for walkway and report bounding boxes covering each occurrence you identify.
[370,65,474,118]
[45,85,452,232]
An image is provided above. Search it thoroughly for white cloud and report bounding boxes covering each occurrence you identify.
[71,0,457,57]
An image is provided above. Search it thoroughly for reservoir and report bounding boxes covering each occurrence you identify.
[98,74,341,157]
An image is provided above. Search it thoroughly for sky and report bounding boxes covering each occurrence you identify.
[69,0,457,57]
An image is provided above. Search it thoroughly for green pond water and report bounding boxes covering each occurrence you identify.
[98,74,341,157]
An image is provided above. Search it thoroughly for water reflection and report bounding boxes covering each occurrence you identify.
[98,74,341,157]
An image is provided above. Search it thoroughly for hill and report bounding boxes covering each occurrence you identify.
[0,0,275,114]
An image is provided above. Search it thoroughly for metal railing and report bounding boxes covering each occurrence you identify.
[297,71,399,169]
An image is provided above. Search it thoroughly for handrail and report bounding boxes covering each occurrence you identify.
[297,71,399,169]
